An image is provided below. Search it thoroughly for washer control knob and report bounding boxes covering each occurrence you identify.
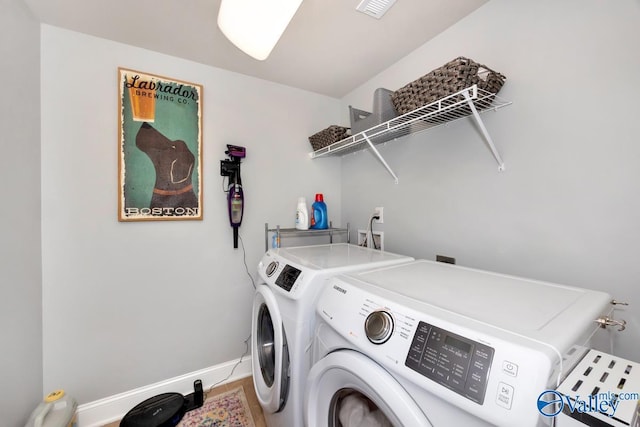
[265,261,279,277]
[365,311,394,344]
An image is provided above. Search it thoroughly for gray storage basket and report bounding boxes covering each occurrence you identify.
[349,88,398,134]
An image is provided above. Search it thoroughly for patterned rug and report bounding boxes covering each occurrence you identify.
[177,386,256,427]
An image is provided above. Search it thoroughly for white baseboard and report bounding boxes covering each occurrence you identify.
[76,357,253,427]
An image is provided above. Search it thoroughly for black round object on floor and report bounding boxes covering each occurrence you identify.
[120,392,185,427]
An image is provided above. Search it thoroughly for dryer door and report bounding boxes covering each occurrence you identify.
[305,350,432,427]
[252,285,290,413]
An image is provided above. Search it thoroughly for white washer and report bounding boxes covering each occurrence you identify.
[306,260,618,427]
[252,243,413,427]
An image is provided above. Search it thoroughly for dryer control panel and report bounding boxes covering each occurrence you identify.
[405,321,495,404]
[275,264,301,292]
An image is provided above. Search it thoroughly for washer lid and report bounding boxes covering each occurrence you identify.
[276,243,411,271]
[349,260,611,333]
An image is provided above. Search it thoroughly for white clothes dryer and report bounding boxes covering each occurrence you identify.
[251,244,413,427]
[306,260,620,427]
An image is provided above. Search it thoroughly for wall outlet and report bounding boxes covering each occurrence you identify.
[373,207,384,223]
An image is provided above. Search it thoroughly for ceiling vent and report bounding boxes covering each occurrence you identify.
[355,0,397,19]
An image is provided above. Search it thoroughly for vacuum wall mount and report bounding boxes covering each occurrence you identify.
[220,145,246,249]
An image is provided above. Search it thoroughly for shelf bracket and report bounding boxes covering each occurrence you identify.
[362,133,399,184]
[463,88,506,171]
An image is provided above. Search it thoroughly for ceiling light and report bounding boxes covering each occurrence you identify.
[217,0,303,61]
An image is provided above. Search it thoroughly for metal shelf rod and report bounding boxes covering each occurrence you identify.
[362,134,399,184]
[462,88,506,171]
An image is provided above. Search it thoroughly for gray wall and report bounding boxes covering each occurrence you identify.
[341,0,640,360]
[0,0,43,424]
[40,26,342,404]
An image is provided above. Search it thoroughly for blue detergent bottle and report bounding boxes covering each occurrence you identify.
[310,193,328,229]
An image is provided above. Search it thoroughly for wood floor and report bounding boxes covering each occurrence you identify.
[101,376,266,427]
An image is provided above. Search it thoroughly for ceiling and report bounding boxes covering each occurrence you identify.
[24,0,487,98]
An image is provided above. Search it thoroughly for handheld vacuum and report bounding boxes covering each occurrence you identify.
[220,145,246,248]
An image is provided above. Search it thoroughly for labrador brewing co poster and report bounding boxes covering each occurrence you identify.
[118,68,203,221]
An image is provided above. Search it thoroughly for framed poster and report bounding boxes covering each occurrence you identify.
[118,68,203,221]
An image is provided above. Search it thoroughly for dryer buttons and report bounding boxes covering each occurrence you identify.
[502,360,518,377]
[496,382,514,409]
[365,311,394,344]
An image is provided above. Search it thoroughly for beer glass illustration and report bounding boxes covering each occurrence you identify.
[126,74,156,122]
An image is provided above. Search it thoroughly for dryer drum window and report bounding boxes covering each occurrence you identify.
[329,389,392,427]
[257,304,276,387]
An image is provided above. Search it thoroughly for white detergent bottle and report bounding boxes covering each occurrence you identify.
[295,197,309,230]
[25,390,78,427]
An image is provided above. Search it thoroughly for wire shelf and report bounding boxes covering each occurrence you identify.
[309,85,511,181]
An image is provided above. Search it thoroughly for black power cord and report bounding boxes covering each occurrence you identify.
[362,215,380,249]
[205,230,255,397]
